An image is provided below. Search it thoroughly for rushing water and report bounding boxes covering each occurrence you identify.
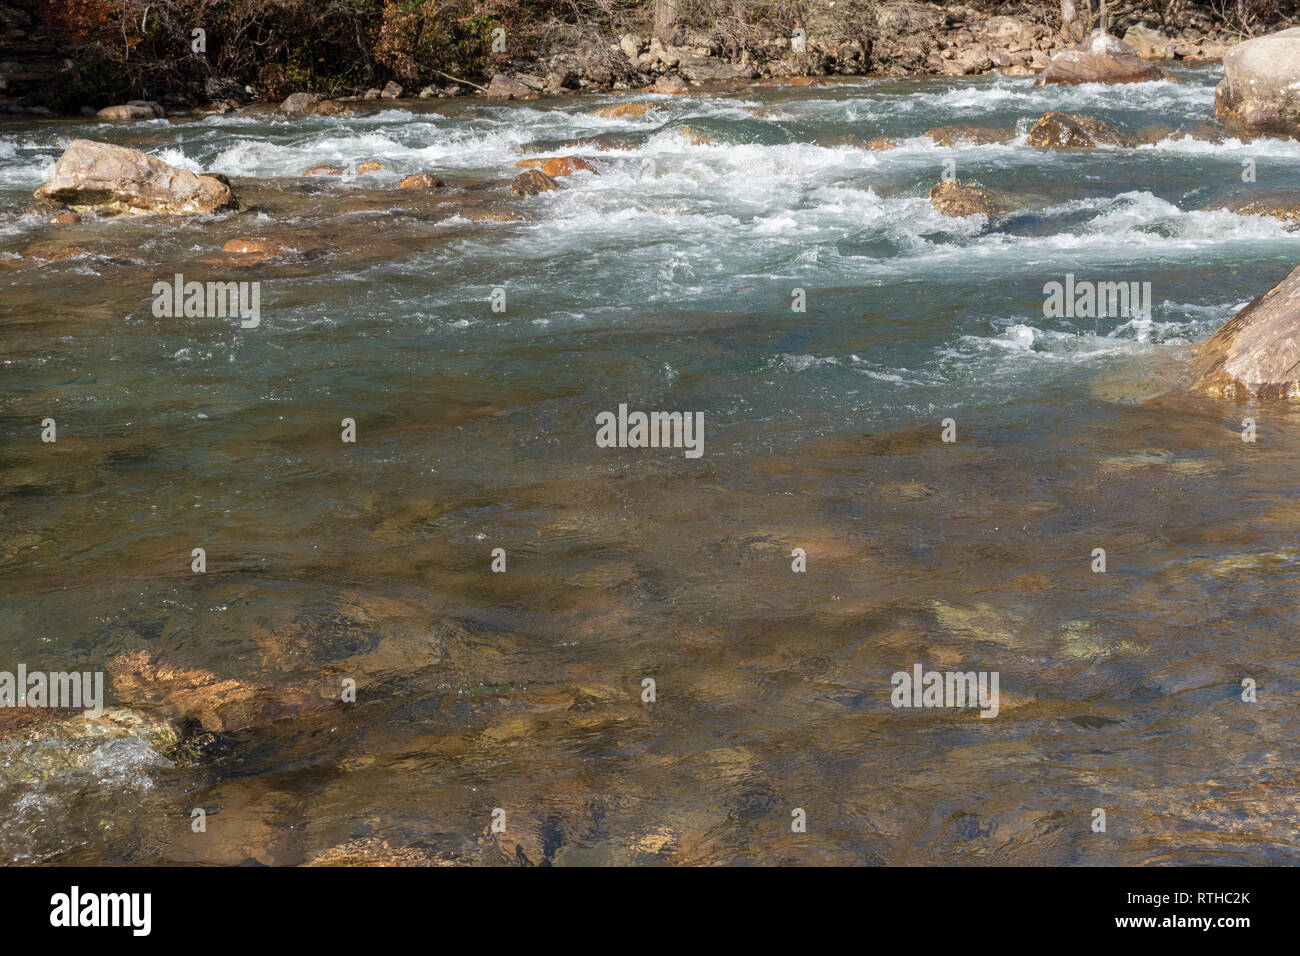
[2,64,1299,865]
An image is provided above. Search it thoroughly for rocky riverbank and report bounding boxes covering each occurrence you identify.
[0,3,1286,119]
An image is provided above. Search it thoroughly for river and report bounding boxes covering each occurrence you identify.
[1,64,1298,864]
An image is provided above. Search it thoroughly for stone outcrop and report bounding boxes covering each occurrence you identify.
[675,54,757,83]
[650,75,689,95]
[486,74,537,101]
[1215,28,1300,138]
[277,92,321,117]
[929,180,1012,218]
[1190,266,1300,399]
[96,101,165,121]
[1038,30,1170,85]
[510,169,560,197]
[1027,112,1130,149]
[33,139,235,216]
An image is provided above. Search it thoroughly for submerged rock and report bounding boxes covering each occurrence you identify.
[459,208,525,222]
[924,124,1013,147]
[1210,193,1300,222]
[591,101,655,119]
[510,168,560,197]
[357,160,385,174]
[108,649,317,734]
[1215,28,1300,139]
[306,837,455,867]
[302,164,344,176]
[1190,265,1300,399]
[223,237,286,255]
[928,179,1012,218]
[0,707,178,791]
[1027,111,1129,149]
[33,139,235,216]
[1038,30,1169,86]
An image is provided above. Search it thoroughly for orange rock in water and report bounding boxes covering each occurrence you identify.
[108,648,317,733]
[399,173,448,189]
[47,212,81,225]
[541,156,597,177]
[865,138,899,151]
[678,126,712,146]
[591,102,654,119]
[357,160,385,173]
[302,164,344,175]
[928,180,1013,218]
[510,168,560,197]
[223,237,282,255]
[1026,111,1131,149]
[25,244,88,262]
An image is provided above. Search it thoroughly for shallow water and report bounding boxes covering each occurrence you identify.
[2,65,1299,865]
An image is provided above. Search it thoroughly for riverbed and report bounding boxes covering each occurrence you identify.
[2,64,1299,864]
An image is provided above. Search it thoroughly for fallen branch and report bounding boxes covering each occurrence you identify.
[435,70,487,92]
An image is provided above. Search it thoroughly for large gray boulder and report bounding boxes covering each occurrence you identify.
[33,139,235,215]
[277,92,321,117]
[1191,266,1300,399]
[1038,30,1169,85]
[1215,27,1300,138]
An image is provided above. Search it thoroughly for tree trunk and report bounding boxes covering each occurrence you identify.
[1061,0,1077,40]
[653,0,681,45]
